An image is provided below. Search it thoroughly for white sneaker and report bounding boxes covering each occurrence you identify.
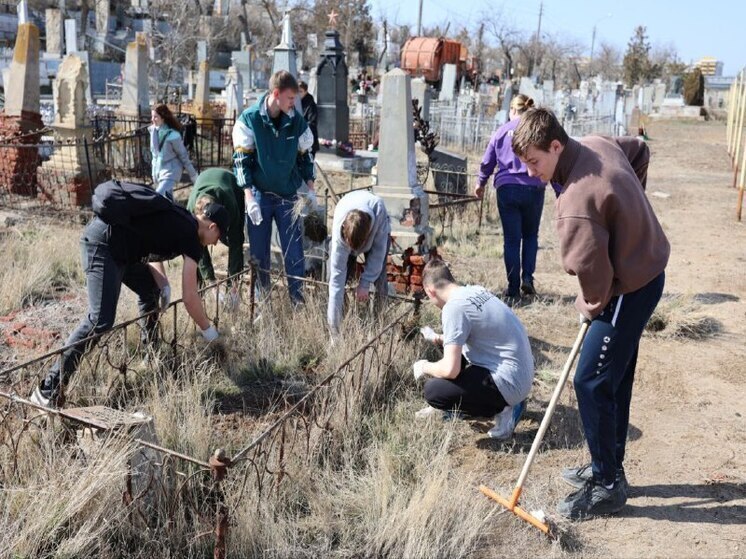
[488,405,517,439]
[415,405,441,419]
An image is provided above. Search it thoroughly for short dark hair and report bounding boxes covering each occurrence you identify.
[298,80,308,91]
[511,107,569,158]
[269,70,299,93]
[422,259,455,290]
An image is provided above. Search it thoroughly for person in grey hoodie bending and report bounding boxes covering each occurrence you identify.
[149,104,198,200]
[327,190,391,334]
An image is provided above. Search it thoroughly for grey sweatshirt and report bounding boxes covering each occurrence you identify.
[149,125,198,186]
[327,190,391,331]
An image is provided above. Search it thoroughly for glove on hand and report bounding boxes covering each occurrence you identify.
[413,359,428,381]
[579,313,591,326]
[420,326,440,343]
[246,198,263,226]
[200,324,219,342]
[305,189,318,209]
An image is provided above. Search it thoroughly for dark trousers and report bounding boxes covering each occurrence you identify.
[574,272,665,485]
[424,358,508,418]
[41,218,160,395]
[497,185,545,295]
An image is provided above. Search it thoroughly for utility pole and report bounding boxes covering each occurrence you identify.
[530,1,543,78]
[417,0,423,36]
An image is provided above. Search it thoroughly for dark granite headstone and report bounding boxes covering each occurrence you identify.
[316,30,349,145]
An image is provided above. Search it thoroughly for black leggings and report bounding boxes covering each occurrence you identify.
[424,359,508,418]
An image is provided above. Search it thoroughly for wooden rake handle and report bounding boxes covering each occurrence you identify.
[512,321,590,498]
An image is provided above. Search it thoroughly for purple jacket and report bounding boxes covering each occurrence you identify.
[478,118,547,190]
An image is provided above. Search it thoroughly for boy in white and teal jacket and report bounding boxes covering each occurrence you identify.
[232,70,316,304]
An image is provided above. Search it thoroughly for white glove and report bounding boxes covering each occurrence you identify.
[158,285,171,313]
[413,359,428,381]
[579,313,591,326]
[246,198,263,226]
[420,326,439,343]
[200,324,219,342]
[305,188,318,208]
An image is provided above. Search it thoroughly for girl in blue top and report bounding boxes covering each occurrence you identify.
[477,94,550,300]
[149,104,198,201]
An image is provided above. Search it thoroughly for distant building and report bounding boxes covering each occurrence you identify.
[696,57,724,77]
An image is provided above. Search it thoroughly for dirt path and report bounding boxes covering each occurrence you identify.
[450,120,746,557]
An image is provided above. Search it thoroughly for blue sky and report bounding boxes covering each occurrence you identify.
[367,0,746,75]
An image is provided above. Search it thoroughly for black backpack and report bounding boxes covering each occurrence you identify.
[92,180,172,226]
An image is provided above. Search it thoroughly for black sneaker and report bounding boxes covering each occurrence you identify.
[557,479,627,520]
[521,282,537,296]
[562,464,629,493]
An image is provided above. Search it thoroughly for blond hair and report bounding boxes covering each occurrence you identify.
[510,94,535,115]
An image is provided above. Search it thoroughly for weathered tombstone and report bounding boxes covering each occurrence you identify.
[224,65,243,119]
[39,53,107,207]
[373,68,430,252]
[0,8,43,195]
[316,29,349,147]
[45,8,64,56]
[232,49,252,92]
[193,60,213,122]
[430,147,467,197]
[411,78,430,121]
[652,81,667,111]
[439,63,457,101]
[118,34,149,117]
[64,18,77,55]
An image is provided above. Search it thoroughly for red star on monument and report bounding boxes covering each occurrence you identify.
[327,9,339,28]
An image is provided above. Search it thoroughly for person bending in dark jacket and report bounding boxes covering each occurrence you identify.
[30,185,230,408]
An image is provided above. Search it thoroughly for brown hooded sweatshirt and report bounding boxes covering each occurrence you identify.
[553,136,670,319]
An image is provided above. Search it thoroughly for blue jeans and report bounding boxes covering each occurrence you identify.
[574,272,665,485]
[40,218,160,396]
[247,188,305,303]
[496,185,545,295]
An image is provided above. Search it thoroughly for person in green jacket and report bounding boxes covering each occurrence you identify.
[186,168,245,304]
[232,70,316,304]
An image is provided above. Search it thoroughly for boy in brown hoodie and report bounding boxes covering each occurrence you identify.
[512,108,669,520]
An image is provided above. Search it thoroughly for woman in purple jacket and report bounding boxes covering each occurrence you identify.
[476,94,547,300]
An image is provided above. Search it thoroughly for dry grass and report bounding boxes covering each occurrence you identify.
[0,198,594,559]
[646,294,722,340]
[0,225,82,315]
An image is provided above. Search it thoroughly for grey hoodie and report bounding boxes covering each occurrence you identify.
[327,190,390,331]
[149,125,198,188]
